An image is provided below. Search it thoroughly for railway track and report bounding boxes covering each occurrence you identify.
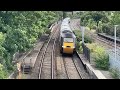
[84,28,120,50]
[18,36,48,79]
[37,23,59,79]
[8,34,49,79]
[16,20,91,79]
[72,53,91,79]
[14,22,59,79]
[97,34,120,48]
[19,23,59,79]
[63,56,81,79]
[96,35,120,56]
[54,20,91,79]
[56,35,91,79]
[83,28,120,57]
[30,43,47,79]
[62,53,91,79]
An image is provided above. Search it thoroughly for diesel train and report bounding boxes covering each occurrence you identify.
[59,18,76,54]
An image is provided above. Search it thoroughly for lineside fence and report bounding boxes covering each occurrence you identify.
[82,43,90,63]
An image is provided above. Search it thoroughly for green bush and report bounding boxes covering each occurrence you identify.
[75,41,83,54]
[93,46,109,70]
[73,30,93,54]
[45,28,51,35]
[86,43,98,53]
[0,63,8,79]
[84,35,93,43]
[78,41,83,53]
[76,41,80,50]
[0,11,61,77]
[86,43,109,70]
[73,30,93,44]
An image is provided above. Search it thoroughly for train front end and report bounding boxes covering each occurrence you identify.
[62,37,75,54]
[60,32,76,54]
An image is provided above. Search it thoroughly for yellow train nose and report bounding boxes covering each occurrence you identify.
[63,47,74,54]
[62,42,74,54]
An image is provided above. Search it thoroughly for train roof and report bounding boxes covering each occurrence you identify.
[60,17,73,34]
[62,18,70,22]
[61,21,69,25]
[63,17,70,21]
[60,17,76,38]
[61,17,70,26]
[61,25,70,29]
[61,23,71,29]
[61,23,68,26]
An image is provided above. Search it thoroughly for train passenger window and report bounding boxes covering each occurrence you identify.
[64,38,73,42]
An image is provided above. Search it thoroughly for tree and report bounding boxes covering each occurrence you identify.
[87,19,95,30]
[63,11,67,19]
[0,11,61,77]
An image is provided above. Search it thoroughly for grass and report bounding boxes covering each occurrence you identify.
[85,27,96,33]
[76,41,83,54]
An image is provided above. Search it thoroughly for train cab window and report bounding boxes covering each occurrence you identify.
[64,38,74,42]
[62,30,72,33]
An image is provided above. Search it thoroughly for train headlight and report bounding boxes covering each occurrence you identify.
[62,46,66,48]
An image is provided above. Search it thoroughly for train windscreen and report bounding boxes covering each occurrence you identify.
[64,38,73,42]
[62,30,72,33]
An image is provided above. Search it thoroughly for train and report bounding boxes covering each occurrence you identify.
[59,17,76,54]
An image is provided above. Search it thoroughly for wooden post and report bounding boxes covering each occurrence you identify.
[17,62,22,79]
[30,58,32,72]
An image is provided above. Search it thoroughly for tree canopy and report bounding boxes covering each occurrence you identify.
[0,11,62,78]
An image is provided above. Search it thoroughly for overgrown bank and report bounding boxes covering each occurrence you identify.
[0,11,62,78]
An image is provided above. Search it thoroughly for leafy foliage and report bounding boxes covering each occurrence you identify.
[109,68,120,79]
[79,11,120,38]
[73,30,93,54]
[0,11,61,78]
[0,64,8,79]
[73,30,93,44]
[86,43,109,70]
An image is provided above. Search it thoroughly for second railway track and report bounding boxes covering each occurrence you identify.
[19,22,60,79]
[37,23,60,79]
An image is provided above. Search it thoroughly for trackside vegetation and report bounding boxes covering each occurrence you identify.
[0,11,62,78]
